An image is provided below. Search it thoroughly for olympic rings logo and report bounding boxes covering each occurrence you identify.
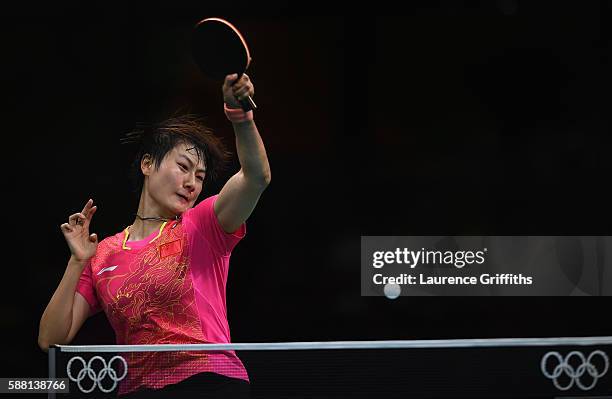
[67,355,128,393]
[541,350,609,391]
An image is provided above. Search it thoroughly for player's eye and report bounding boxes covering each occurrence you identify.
[178,163,187,171]
[197,176,204,182]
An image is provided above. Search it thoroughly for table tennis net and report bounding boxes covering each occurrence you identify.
[50,337,612,398]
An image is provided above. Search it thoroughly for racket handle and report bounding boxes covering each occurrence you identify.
[240,95,257,112]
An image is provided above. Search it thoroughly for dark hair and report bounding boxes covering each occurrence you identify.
[121,114,231,195]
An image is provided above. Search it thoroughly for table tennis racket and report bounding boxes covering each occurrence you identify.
[192,17,257,111]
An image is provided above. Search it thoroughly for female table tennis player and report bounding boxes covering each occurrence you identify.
[38,73,268,398]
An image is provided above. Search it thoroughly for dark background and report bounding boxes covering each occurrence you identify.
[1,0,610,387]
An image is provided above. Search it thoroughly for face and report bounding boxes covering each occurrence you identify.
[142,142,206,216]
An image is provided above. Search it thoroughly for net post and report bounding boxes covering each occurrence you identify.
[48,345,57,399]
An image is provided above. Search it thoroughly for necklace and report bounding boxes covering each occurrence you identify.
[123,214,182,250]
[134,214,182,222]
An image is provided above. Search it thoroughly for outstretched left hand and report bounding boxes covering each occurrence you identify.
[222,73,255,109]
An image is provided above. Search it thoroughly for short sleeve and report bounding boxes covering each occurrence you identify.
[186,194,246,256]
[75,258,102,315]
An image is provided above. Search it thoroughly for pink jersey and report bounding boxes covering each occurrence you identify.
[76,194,248,396]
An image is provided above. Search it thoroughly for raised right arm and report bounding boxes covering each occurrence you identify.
[38,257,92,352]
[38,199,99,352]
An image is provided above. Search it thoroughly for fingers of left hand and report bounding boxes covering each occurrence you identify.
[232,75,250,88]
[237,74,249,84]
[232,79,252,90]
[233,85,253,99]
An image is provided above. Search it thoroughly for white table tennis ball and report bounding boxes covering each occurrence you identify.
[384,283,401,299]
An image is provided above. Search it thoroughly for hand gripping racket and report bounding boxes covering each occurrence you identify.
[192,17,257,111]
